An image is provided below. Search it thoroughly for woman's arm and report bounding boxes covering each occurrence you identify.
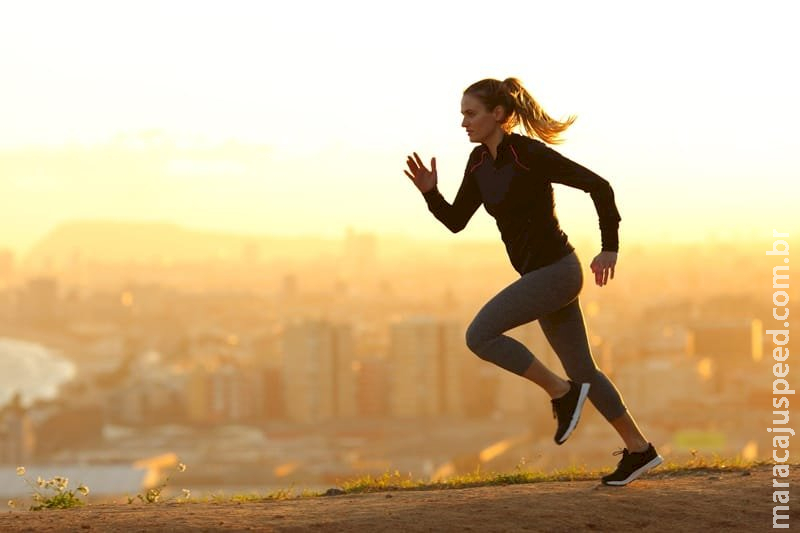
[406,152,482,233]
[525,140,622,252]
[421,172,481,233]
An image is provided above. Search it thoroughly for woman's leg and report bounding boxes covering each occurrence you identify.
[465,250,594,444]
[521,358,570,399]
[465,251,583,392]
[537,275,649,451]
[537,297,628,421]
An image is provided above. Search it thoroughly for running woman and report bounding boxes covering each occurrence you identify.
[404,77,662,486]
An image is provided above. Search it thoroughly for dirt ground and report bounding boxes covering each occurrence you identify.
[1,464,797,532]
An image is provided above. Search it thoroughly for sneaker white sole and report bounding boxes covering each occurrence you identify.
[556,382,591,444]
[603,454,664,486]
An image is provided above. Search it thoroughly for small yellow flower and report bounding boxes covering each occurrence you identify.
[181,489,191,499]
[15,466,25,476]
[177,463,187,472]
[7,500,15,508]
[37,476,45,487]
[77,485,90,496]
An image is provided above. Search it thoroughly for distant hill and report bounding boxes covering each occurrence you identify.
[19,220,467,272]
[22,220,342,267]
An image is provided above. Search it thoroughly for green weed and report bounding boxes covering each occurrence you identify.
[12,466,90,511]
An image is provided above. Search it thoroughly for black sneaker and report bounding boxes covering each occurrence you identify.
[551,380,591,444]
[601,443,663,486]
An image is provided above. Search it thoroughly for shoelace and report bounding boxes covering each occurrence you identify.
[611,448,630,465]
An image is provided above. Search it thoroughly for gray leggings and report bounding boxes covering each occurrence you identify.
[465,250,628,422]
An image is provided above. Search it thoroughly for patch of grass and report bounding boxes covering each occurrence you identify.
[338,463,602,495]
[11,467,90,511]
[649,450,772,478]
[188,486,323,505]
[17,453,776,508]
[338,462,612,495]
[126,462,189,505]
[262,453,778,500]
[175,453,777,504]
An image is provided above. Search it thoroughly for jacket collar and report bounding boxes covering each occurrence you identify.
[481,131,516,159]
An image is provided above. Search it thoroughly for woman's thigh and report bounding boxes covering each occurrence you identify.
[467,251,583,346]
[538,297,596,373]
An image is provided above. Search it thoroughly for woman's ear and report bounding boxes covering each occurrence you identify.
[493,104,507,123]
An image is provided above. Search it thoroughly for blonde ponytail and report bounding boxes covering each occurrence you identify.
[464,77,576,144]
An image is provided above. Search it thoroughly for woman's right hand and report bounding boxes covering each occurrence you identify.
[404,152,437,194]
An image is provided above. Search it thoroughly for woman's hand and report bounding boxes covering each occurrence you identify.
[404,152,437,194]
[590,251,617,287]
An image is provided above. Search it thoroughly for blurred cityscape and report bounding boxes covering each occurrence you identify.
[0,221,794,499]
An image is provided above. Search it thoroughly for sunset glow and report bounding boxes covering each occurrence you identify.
[1,1,797,256]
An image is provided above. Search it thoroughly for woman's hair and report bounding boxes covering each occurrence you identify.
[464,78,576,144]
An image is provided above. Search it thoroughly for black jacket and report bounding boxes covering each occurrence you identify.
[422,132,621,275]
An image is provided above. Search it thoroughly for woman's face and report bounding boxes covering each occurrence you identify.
[461,93,503,144]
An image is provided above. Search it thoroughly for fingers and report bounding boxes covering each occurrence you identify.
[406,155,419,174]
[406,152,437,185]
[413,152,429,172]
[406,152,431,175]
[591,254,618,287]
[591,263,607,286]
[595,265,615,286]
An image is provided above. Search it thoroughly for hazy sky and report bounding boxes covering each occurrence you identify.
[1,1,798,256]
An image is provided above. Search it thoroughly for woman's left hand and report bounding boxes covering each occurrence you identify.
[590,251,617,287]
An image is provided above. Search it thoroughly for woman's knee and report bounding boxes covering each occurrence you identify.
[465,319,492,354]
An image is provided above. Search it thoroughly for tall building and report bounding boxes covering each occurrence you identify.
[261,366,286,420]
[687,318,763,393]
[388,316,441,418]
[208,360,264,422]
[281,319,356,423]
[251,331,286,420]
[388,316,484,419]
[0,394,35,466]
[613,355,704,421]
[331,323,357,418]
[185,363,211,424]
[439,320,483,417]
[355,356,390,417]
[688,319,763,361]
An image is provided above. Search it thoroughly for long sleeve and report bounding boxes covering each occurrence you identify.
[421,161,482,233]
[529,141,622,252]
